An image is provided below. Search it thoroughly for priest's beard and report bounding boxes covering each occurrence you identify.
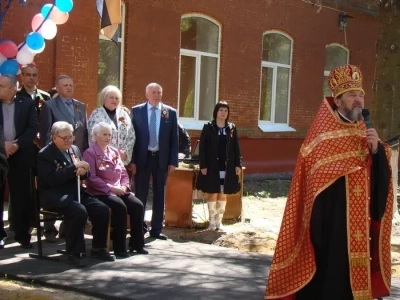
[343,106,363,122]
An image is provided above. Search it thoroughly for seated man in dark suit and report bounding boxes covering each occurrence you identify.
[37,121,115,267]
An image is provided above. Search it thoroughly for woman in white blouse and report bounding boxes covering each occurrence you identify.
[88,86,135,165]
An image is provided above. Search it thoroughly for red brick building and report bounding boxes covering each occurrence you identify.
[0,0,380,174]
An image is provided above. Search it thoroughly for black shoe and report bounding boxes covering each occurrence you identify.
[0,240,4,249]
[19,242,33,249]
[149,233,168,240]
[114,251,130,258]
[130,247,149,254]
[68,255,87,268]
[91,249,116,261]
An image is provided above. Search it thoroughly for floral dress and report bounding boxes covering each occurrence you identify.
[87,106,135,165]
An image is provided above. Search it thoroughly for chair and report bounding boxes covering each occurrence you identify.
[29,176,112,260]
[29,176,65,262]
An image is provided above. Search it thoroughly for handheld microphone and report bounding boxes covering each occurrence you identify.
[362,108,372,129]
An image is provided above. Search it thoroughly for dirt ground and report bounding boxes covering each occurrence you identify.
[1,178,400,299]
[161,179,400,278]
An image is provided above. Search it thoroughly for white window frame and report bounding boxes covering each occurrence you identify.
[98,2,125,102]
[258,30,294,132]
[323,43,349,97]
[178,14,221,130]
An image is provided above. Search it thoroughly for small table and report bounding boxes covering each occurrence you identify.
[164,167,245,228]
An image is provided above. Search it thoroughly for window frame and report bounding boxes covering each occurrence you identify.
[258,30,295,132]
[98,2,126,103]
[178,14,221,130]
[323,43,349,97]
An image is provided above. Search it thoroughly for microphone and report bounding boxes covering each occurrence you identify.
[362,108,372,129]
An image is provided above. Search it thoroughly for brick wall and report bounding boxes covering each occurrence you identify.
[0,0,99,113]
[123,0,380,139]
[0,0,380,173]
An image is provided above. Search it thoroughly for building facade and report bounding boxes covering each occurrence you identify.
[0,0,379,174]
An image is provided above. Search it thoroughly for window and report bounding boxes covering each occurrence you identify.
[97,3,125,105]
[259,31,294,132]
[179,15,220,128]
[323,44,349,97]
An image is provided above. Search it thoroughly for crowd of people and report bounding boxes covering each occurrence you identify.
[1,62,389,299]
[0,64,243,268]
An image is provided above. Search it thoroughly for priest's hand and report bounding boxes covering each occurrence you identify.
[366,128,379,154]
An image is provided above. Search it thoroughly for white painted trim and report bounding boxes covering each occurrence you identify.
[323,43,349,98]
[259,31,293,125]
[258,123,296,132]
[178,14,221,121]
[179,120,208,131]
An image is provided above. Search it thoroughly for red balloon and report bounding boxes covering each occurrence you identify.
[0,41,18,58]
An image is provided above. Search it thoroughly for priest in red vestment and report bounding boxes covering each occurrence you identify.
[265,64,394,300]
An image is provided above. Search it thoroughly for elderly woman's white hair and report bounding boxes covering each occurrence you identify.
[51,121,73,136]
[91,122,112,142]
[99,85,122,105]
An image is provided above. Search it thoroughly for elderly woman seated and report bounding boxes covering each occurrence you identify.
[37,121,115,267]
[83,122,148,257]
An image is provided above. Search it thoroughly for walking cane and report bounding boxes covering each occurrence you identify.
[69,149,81,204]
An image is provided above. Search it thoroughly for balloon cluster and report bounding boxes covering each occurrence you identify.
[0,0,74,76]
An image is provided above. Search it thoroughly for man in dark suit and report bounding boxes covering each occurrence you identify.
[0,75,38,249]
[39,75,88,152]
[16,64,51,228]
[17,64,51,119]
[39,75,89,241]
[129,83,178,240]
[38,121,115,267]
[0,125,9,249]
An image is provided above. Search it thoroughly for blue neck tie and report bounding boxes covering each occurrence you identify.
[149,107,157,148]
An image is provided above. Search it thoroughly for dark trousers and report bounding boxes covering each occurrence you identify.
[0,167,32,244]
[96,193,144,252]
[135,153,167,235]
[45,194,110,254]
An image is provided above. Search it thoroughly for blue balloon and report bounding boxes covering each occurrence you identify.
[26,32,45,51]
[55,0,73,13]
[41,4,55,19]
[0,60,19,76]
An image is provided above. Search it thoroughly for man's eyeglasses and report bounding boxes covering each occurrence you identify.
[57,135,75,142]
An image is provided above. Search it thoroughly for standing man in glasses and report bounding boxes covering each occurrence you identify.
[0,75,38,249]
[39,75,89,242]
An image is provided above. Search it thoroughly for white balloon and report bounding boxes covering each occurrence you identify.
[16,47,34,65]
[0,54,6,65]
[39,19,57,40]
[28,42,45,54]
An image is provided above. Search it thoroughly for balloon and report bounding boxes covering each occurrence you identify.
[31,13,45,31]
[0,54,6,65]
[0,41,18,58]
[55,0,73,13]
[0,60,19,76]
[41,4,55,19]
[16,47,34,65]
[16,69,21,75]
[26,32,45,51]
[29,43,45,54]
[39,19,57,40]
[51,11,69,25]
